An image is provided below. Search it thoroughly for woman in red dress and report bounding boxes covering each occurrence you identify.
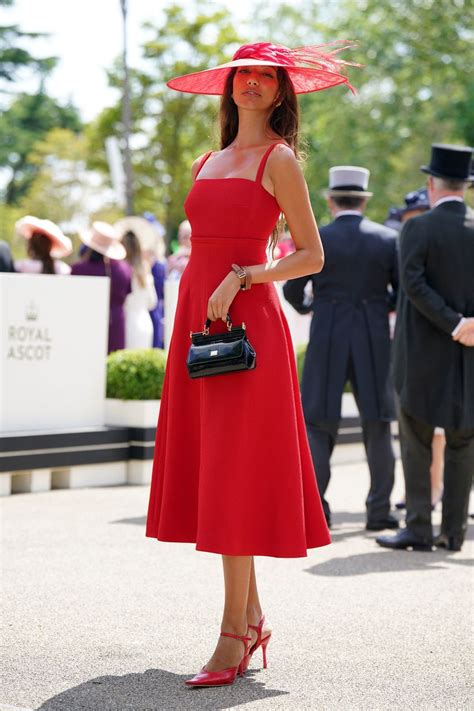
[146,41,358,687]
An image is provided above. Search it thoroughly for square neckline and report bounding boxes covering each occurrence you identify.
[194,176,276,198]
[194,143,286,198]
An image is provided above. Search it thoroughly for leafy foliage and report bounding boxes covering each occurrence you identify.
[296,343,307,383]
[0,92,82,204]
[249,0,474,223]
[87,3,243,248]
[106,348,167,400]
[2,0,473,241]
[0,201,22,254]
[86,0,473,237]
[0,0,57,89]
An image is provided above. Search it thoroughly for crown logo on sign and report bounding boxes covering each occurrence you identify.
[25,302,38,321]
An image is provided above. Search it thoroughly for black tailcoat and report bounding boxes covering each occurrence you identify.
[0,241,15,272]
[284,214,398,422]
[392,201,474,430]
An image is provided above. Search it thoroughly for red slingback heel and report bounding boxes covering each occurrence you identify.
[242,615,272,673]
[185,631,251,687]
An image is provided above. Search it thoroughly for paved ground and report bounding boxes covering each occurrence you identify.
[1,450,472,711]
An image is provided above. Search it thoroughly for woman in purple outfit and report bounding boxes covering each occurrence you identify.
[149,259,166,348]
[71,222,132,353]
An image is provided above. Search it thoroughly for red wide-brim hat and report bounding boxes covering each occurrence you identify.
[167,41,360,96]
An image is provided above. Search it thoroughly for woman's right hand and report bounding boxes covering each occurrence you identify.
[207,271,241,322]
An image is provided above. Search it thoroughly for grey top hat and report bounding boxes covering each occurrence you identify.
[325,166,373,198]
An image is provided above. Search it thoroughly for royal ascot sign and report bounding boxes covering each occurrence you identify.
[0,274,109,432]
[7,302,53,361]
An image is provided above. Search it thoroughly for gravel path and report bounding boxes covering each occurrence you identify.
[1,453,472,710]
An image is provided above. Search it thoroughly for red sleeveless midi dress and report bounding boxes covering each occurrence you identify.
[146,144,330,557]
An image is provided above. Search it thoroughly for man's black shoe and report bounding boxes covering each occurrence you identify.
[366,515,399,531]
[375,528,433,551]
[434,533,463,552]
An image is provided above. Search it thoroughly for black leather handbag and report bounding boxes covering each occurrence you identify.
[187,313,256,379]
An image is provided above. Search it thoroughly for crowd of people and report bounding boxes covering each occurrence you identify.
[0,214,194,353]
[284,142,473,554]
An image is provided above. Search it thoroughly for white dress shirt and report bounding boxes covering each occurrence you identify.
[432,195,464,209]
[334,210,363,218]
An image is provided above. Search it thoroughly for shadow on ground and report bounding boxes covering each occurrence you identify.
[35,668,287,710]
[328,511,369,543]
[111,515,147,526]
[305,549,474,577]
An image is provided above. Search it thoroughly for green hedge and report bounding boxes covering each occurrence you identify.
[296,343,307,383]
[106,348,167,400]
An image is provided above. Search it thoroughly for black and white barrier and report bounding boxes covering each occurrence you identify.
[0,422,156,496]
[1,392,387,496]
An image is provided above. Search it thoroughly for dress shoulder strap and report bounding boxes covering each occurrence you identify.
[194,151,213,179]
[255,142,286,184]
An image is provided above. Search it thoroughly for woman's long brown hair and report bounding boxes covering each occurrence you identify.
[123,230,147,288]
[219,67,300,256]
[28,232,55,274]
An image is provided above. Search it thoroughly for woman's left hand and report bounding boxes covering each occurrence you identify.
[207,271,241,321]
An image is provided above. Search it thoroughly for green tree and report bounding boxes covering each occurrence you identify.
[87,3,242,250]
[1,128,76,255]
[1,127,123,257]
[0,0,57,90]
[249,0,474,222]
[20,128,92,225]
[88,0,473,240]
[0,91,82,204]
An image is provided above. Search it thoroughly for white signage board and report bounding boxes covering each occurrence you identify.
[0,274,109,432]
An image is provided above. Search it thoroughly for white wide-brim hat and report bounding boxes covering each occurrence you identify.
[15,215,73,258]
[79,221,126,260]
[114,216,165,259]
[324,165,373,198]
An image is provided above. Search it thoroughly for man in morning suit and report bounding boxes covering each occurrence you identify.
[284,166,399,531]
[377,143,474,552]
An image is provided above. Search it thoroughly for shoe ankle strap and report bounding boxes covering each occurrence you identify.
[248,614,265,636]
[220,631,251,652]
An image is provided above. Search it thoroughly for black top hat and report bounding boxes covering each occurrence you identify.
[421,143,473,181]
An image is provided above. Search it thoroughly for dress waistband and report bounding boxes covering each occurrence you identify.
[191,235,268,244]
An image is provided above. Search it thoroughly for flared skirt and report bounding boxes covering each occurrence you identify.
[145,237,330,557]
